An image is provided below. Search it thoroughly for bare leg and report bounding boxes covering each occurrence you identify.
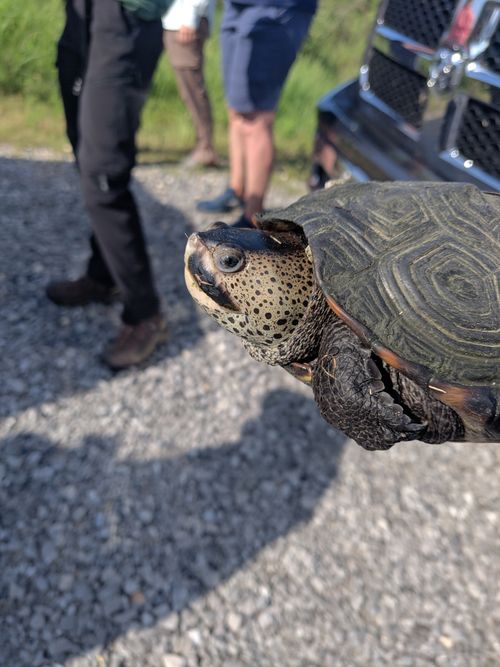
[228,108,245,199]
[240,110,275,220]
[228,108,275,218]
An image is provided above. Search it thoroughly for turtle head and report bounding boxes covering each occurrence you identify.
[184,223,314,349]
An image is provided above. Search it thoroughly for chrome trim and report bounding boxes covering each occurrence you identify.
[469,4,500,61]
[466,62,500,89]
[372,27,434,77]
[336,157,371,183]
[440,150,500,190]
[360,0,500,184]
[366,1,500,93]
[318,80,362,134]
[462,63,500,105]
[359,89,421,140]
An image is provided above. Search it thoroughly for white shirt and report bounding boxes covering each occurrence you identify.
[162,0,215,31]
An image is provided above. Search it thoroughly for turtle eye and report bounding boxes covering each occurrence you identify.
[214,245,245,273]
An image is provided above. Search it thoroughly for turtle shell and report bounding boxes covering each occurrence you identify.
[258,182,500,436]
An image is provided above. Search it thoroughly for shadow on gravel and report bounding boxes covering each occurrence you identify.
[0,389,346,665]
[0,156,204,418]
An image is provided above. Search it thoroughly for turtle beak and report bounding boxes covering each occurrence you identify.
[184,233,240,312]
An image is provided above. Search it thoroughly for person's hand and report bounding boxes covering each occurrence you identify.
[177,25,197,44]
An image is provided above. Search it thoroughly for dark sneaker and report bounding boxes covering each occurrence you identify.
[46,276,119,307]
[196,187,243,213]
[102,313,169,370]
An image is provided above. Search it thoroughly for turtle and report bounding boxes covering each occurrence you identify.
[184,181,500,450]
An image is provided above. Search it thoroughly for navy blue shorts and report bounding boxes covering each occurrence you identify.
[221,3,314,113]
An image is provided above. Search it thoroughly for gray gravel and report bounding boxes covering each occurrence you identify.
[1,146,499,667]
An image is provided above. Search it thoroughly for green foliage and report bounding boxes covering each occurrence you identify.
[303,0,380,80]
[142,10,228,154]
[0,0,62,102]
[275,0,378,162]
[0,0,378,164]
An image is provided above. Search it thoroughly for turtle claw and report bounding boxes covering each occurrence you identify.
[373,389,425,437]
[403,420,426,433]
[365,358,424,436]
[367,358,382,380]
[378,391,395,405]
[369,380,385,395]
[401,411,427,433]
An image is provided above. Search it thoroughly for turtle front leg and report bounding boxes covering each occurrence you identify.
[312,317,424,450]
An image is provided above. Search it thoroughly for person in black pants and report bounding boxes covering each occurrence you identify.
[47,0,168,369]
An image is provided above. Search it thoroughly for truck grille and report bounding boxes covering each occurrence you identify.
[383,0,459,49]
[456,99,500,179]
[483,23,500,74]
[368,51,428,128]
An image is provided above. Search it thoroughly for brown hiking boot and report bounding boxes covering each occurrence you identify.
[102,313,169,370]
[46,276,119,307]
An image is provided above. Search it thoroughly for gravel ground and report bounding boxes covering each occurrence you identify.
[1,146,499,667]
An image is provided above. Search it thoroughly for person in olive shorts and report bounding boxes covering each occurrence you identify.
[47,0,169,369]
[162,0,218,167]
[197,0,317,226]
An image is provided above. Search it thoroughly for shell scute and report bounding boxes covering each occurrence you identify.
[259,182,500,387]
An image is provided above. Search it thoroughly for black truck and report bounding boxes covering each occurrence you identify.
[310,0,500,191]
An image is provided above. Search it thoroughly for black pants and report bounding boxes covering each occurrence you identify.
[56,0,163,324]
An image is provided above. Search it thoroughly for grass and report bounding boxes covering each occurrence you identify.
[0,0,379,171]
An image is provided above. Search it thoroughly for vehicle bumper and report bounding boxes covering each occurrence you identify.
[310,79,443,188]
[310,79,500,192]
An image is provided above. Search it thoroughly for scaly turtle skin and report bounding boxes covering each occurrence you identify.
[184,182,500,450]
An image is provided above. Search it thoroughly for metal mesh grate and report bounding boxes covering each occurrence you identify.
[456,99,500,179]
[483,22,500,73]
[383,0,459,49]
[368,51,428,128]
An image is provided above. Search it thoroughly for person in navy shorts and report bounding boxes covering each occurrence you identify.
[197,0,317,226]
